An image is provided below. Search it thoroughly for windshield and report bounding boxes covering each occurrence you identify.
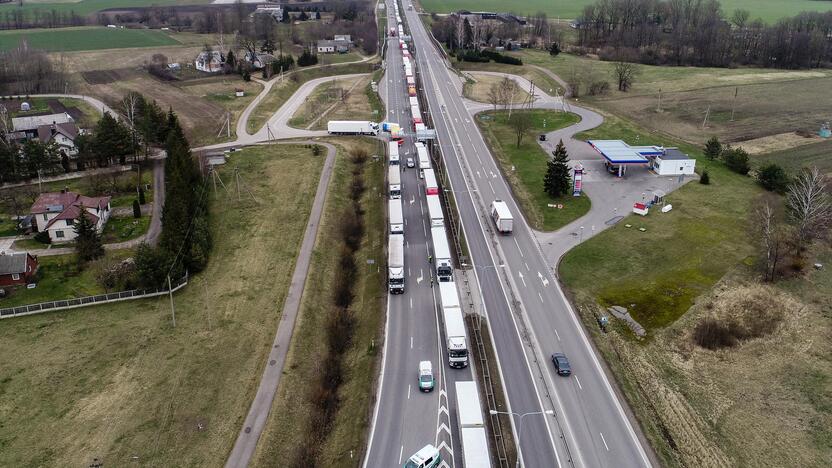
[390,278,404,285]
[449,349,468,358]
[404,461,419,468]
[420,375,432,384]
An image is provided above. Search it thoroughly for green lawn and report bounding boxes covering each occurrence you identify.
[0,26,179,52]
[475,109,590,231]
[0,144,325,466]
[419,0,832,23]
[101,215,150,243]
[0,0,211,19]
[0,252,111,308]
[11,237,51,251]
[754,139,832,174]
[0,216,17,237]
[561,116,762,330]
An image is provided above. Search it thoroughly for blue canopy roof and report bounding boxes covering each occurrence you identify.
[588,140,656,164]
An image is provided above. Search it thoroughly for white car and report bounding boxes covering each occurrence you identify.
[406,157,415,168]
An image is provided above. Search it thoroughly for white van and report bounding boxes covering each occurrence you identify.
[404,444,441,468]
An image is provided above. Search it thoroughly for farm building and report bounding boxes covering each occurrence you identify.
[252,4,283,21]
[651,148,696,176]
[30,191,111,243]
[0,252,38,287]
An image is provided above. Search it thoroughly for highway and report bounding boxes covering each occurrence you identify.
[400,2,654,468]
[363,3,468,466]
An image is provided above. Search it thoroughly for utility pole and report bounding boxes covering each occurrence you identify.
[702,105,711,129]
[167,275,176,328]
[656,88,662,112]
[730,87,738,122]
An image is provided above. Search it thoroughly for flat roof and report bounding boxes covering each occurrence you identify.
[659,148,692,160]
[587,140,653,164]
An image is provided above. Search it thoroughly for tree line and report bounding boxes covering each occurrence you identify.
[576,0,832,68]
[0,42,69,95]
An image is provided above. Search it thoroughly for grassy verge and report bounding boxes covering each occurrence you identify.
[247,61,378,134]
[182,78,262,144]
[251,137,385,466]
[0,216,18,236]
[11,238,51,250]
[454,60,562,97]
[0,144,325,466]
[754,139,832,174]
[474,109,589,231]
[463,72,530,104]
[288,75,369,130]
[101,215,150,243]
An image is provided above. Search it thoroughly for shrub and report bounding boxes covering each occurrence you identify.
[34,231,51,244]
[588,80,610,95]
[757,163,789,193]
[722,146,750,175]
[132,199,142,218]
[693,318,738,350]
[298,49,318,67]
[700,170,710,185]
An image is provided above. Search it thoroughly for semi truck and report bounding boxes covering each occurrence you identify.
[388,234,405,294]
[490,199,514,234]
[455,381,491,468]
[389,198,404,234]
[426,194,444,227]
[423,168,438,195]
[409,96,419,107]
[431,225,453,282]
[388,165,401,199]
[388,141,400,165]
[416,143,431,170]
[439,282,468,367]
[327,120,379,135]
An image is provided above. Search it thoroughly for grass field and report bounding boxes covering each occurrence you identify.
[288,75,368,129]
[463,72,531,104]
[180,78,262,144]
[418,0,832,23]
[755,139,832,175]
[0,144,325,466]
[251,137,385,466]
[475,109,590,231]
[0,26,179,52]
[0,0,211,18]
[456,59,563,97]
[101,214,150,243]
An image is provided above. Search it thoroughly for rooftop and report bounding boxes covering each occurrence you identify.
[659,148,692,160]
[0,252,32,275]
[12,112,74,132]
[587,140,662,164]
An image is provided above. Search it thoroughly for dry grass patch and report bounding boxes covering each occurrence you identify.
[288,75,367,130]
[463,73,530,104]
[735,132,823,155]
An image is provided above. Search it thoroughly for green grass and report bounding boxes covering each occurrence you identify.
[475,109,590,231]
[0,26,179,52]
[561,115,762,330]
[11,237,50,250]
[0,144,325,466]
[252,137,385,467]
[754,139,832,174]
[418,0,832,23]
[101,215,149,243]
[0,0,211,19]
[0,216,18,236]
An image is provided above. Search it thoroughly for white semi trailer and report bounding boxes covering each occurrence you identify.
[430,225,453,282]
[388,234,405,294]
[455,381,491,468]
[439,282,468,368]
[389,198,404,234]
[388,165,401,199]
[327,120,380,135]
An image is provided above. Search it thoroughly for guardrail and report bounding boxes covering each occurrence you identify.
[0,273,188,319]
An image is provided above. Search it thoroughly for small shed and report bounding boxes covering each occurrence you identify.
[235,88,245,97]
[652,148,696,176]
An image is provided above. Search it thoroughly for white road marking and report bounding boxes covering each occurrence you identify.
[538,292,544,303]
[410,297,413,309]
[399,445,404,464]
[518,271,526,287]
[525,262,530,271]
[514,237,524,257]
[600,432,610,451]
[423,220,427,237]
[538,272,550,287]
[408,384,412,399]
[555,328,561,341]
[575,375,583,390]
[410,195,415,204]
[488,180,495,193]
[417,269,423,284]
[411,336,414,349]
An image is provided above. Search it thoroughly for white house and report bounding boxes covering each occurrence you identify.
[317,35,353,54]
[30,191,111,243]
[37,123,80,155]
[651,148,696,176]
[253,4,283,20]
[195,50,224,73]
[317,40,336,53]
[11,113,80,155]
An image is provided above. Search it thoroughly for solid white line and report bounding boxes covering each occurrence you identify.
[519,273,527,288]
[422,220,427,237]
[600,432,610,451]
[410,297,413,309]
[538,292,544,303]
[575,375,583,390]
[525,262,530,271]
[362,294,392,468]
[411,336,414,349]
[399,445,404,464]
[408,384,412,399]
[554,328,561,341]
[488,180,495,193]
[513,237,524,257]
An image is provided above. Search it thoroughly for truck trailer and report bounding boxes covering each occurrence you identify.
[389,198,404,234]
[388,165,401,199]
[426,194,444,227]
[388,234,405,294]
[490,199,513,234]
[327,120,379,135]
[431,225,453,282]
[440,282,468,368]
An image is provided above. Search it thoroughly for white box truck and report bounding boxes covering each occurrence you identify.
[454,380,492,468]
[431,226,453,282]
[490,199,513,234]
[327,120,379,135]
[426,194,444,227]
[409,96,419,107]
[440,282,468,368]
[388,165,401,199]
[388,234,405,294]
[389,198,404,234]
[416,143,431,170]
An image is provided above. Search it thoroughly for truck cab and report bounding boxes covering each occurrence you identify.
[418,361,434,392]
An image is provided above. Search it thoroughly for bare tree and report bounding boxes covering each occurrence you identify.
[786,167,831,253]
[487,82,500,112]
[730,9,750,29]
[613,61,638,92]
[455,15,466,51]
[751,195,789,282]
[510,112,532,148]
[121,93,140,160]
[498,77,519,117]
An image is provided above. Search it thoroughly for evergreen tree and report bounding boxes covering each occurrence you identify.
[22,139,59,178]
[543,140,572,198]
[298,9,309,21]
[704,136,722,161]
[757,163,789,193]
[722,146,750,175]
[135,243,168,288]
[226,50,236,68]
[139,186,146,204]
[315,10,321,20]
[700,170,710,185]
[297,49,318,67]
[74,210,104,267]
[93,112,131,166]
[549,42,561,56]
[282,8,290,23]
[133,199,142,218]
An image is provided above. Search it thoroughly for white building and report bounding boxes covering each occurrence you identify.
[195,50,224,73]
[651,148,696,176]
[30,191,111,243]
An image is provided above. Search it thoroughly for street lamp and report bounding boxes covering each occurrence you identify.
[489,409,555,468]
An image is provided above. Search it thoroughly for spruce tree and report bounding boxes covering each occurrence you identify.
[74,210,104,267]
[544,140,572,198]
[704,136,722,161]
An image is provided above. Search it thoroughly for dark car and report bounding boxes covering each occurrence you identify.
[539,134,547,141]
[406,157,415,168]
[551,353,571,376]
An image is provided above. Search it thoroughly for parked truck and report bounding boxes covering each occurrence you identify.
[426,194,443,227]
[455,381,491,468]
[388,234,405,294]
[327,120,379,135]
[388,141,400,165]
[431,225,453,282]
[440,282,468,368]
[416,143,431,170]
[389,198,404,234]
[490,199,513,234]
[388,165,401,199]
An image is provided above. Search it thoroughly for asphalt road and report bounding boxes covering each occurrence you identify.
[402,3,653,468]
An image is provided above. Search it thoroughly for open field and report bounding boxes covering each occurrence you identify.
[179,78,262,143]
[251,137,386,466]
[418,0,832,23]
[463,72,531,104]
[288,75,368,129]
[0,96,102,129]
[0,144,324,466]
[556,113,832,467]
[456,59,563,97]
[475,109,589,231]
[0,0,211,18]
[755,139,832,175]
[247,61,377,134]
[0,26,179,52]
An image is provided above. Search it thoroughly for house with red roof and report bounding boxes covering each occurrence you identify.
[0,252,38,287]
[30,190,111,243]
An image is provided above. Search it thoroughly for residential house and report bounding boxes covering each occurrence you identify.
[0,252,38,287]
[318,35,352,54]
[30,191,111,243]
[195,50,224,73]
[244,51,276,70]
[317,40,336,53]
[10,112,81,155]
[253,4,283,21]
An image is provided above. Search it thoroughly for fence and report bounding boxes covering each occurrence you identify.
[0,274,188,319]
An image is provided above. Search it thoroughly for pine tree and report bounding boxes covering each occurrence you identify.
[544,140,572,198]
[704,136,722,161]
[74,210,104,267]
[93,112,132,167]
